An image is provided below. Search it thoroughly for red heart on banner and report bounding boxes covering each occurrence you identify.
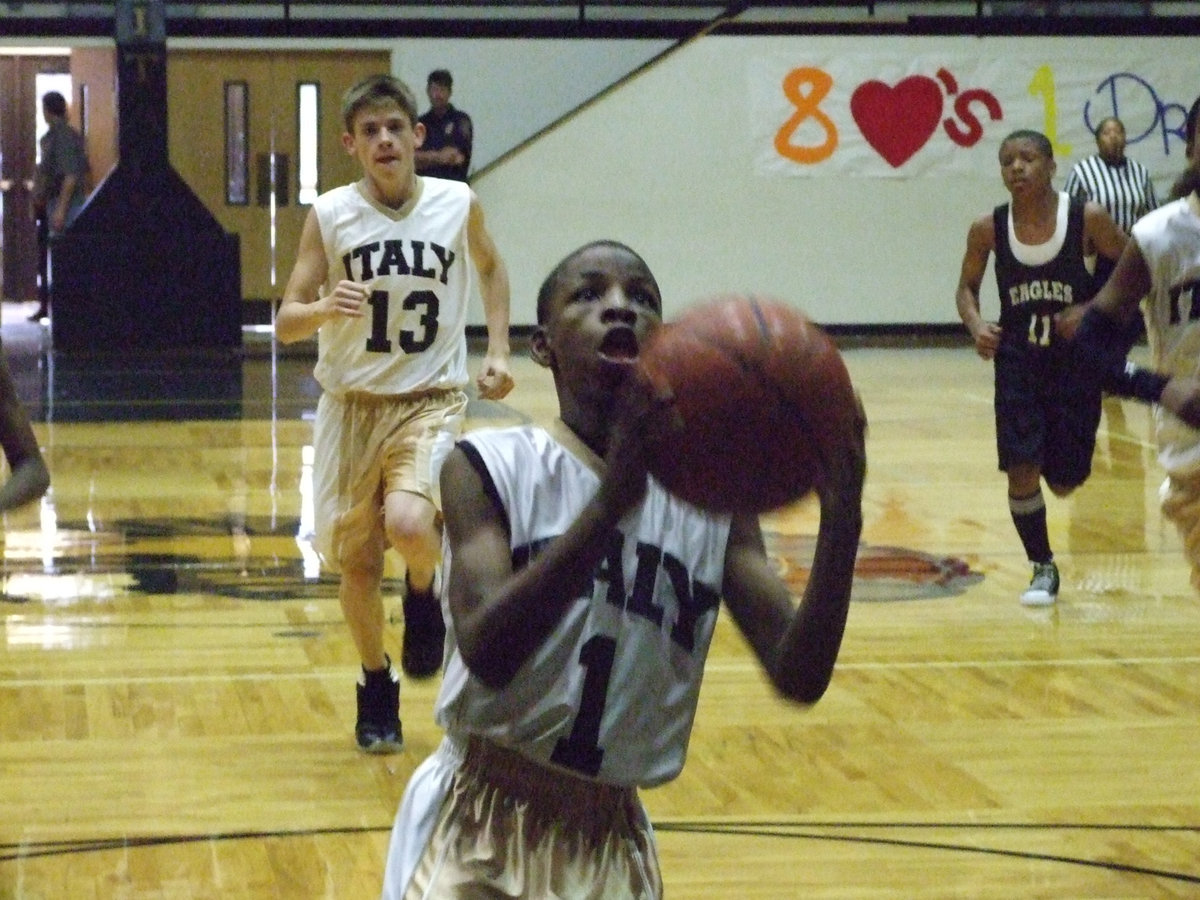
[850,76,944,168]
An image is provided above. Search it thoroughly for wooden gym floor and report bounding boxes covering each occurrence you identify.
[0,303,1197,898]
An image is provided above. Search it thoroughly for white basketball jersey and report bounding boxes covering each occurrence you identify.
[1134,197,1200,475]
[435,423,733,788]
[312,178,473,396]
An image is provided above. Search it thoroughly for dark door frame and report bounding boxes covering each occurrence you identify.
[0,53,71,303]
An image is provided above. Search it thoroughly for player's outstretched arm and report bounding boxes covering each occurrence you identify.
[467,194,514,401]
[1083,200,1128,265]
[0,353,49,513]
[1063,239,1200,426]
[442,439,642,691]
[276,209,367,344]
[444,374,672,689]
[1064,236,1150,339]
[955,215,1002,360]
[722,398,866,704]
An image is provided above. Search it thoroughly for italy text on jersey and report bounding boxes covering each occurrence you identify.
[513,532,721,654]
[340,239,457,283]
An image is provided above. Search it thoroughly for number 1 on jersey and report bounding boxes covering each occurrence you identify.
[550,634,616,777]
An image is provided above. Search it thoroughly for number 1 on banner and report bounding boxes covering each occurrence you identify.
[1028,65,1072,159]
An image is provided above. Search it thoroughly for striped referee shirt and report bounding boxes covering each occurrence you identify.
[1062,154,1158,233]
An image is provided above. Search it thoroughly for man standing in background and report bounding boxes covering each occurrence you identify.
[30,90,90,323]
[415,70,473,183]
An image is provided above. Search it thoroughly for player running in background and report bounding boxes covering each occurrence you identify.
[277,74,513,753]
[956,129,1129,606]
[1065,94,1200,590]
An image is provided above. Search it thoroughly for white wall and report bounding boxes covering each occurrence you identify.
[469,34,986,328]
[19,30,1191,331]
[391,38,673,174]
[461,33,1200,328]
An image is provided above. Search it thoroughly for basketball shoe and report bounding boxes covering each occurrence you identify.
[1020,560,1059,607]
[401,571,446,679]
[355,657,404,753]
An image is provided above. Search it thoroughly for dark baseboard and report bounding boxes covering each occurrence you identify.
[243,298,276,326]
[246,317,980,354]
[464,323,974,351]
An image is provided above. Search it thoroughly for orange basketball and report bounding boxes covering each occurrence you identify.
[638,294,857,514]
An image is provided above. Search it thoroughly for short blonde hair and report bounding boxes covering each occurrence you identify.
[341,74,418,133]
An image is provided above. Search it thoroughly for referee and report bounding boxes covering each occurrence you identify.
[1063,116,1158,338]
[1064,116,1158,235]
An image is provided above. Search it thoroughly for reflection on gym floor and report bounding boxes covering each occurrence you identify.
[1,299,1198,898]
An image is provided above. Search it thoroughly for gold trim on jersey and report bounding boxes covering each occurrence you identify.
[354,175,424,219]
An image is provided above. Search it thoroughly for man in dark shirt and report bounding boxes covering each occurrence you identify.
[415,69,472,182]
[30,90,90,322]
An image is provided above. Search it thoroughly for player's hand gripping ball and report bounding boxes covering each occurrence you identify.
[637,294,858,514]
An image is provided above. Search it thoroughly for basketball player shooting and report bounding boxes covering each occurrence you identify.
[380,239,867,899]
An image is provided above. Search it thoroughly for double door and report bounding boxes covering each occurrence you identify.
[167,50,391,305]
[0,54,71,303]
[1,49,390,308]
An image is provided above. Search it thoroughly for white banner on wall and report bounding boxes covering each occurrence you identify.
[751,51,1197,178]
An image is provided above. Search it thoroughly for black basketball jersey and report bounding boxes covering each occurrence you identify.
[993,194,1092,351]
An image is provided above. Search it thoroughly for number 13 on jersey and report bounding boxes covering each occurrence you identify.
[365,288,440,354]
